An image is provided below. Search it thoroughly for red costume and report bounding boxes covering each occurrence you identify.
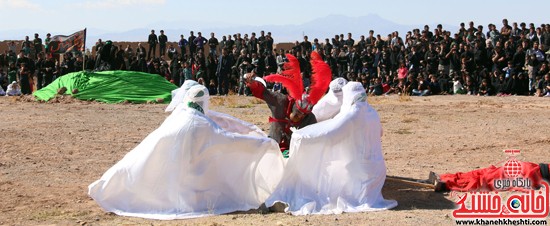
[439,162,548,192]
[246,51,331,152]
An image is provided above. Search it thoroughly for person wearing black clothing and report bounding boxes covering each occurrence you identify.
[208,32,219,56]
[33,33,43,57]
[428,75,442,95]
[248,33,259,54]
[424,43,439,75]
[477,79,494,96]
[301,36,312,55]
[18,63,32,94]
[35,53,45,89]
[225,35,235,51]
[356,35,366,53]
[265,52,277,75]
[216,48,234,95]
[258,31,266,54]
[158,30,168,57]
[323,38,333,57]
[148,30,158,59]
[188,31,197,58]
[345,33,355,49]
[265,32,274,55]
[43,54,55,87]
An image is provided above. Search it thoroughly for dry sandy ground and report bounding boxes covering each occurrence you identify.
[0,94,549,225]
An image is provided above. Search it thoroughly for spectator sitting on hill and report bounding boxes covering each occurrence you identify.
[477,79,494,96]
[368,77,383,96]
[453,76,466,94]
[6,81,21,96]
[412,76,430,96]
[536,74,550,97]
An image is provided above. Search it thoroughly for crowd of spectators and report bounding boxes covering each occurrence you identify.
[1,19,550,97]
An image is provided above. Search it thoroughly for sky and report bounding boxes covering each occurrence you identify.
[0,0,548,35]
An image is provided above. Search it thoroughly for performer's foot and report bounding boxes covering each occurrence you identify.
[258,203,269,214]
[268,202,287,213]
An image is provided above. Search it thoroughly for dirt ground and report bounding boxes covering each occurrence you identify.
[0,94,549,225]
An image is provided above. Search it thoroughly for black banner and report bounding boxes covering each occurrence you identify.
[48,29,86,54]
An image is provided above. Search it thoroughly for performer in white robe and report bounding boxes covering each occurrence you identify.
[265,81,397,215]
[165,80,266,137]
[88,85,285,220]
[311,77,347,122]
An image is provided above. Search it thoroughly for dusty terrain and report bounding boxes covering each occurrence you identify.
[0,94,549,225]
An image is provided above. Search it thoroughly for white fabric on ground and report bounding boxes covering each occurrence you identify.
[265,82,397,215]
[89,85,284,220]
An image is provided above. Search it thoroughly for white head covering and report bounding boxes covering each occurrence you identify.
[340,81,367,113]
[311,77,347,122]
[329,77,347,94]
[183,85,209,113]
[165,80,199,112]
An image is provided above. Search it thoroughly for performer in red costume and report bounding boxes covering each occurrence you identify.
[432,152,549,192]
[244,51,331,156]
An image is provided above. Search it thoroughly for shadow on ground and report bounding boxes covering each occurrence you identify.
[382,177,455,211]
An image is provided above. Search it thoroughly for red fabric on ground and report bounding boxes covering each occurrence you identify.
[440,162,543,191]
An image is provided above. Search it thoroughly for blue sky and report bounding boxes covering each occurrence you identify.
[0,0,548,34]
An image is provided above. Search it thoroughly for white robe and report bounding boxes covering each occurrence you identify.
[311,90,343,122]
[88,107,285,220]
[265,102,397,215]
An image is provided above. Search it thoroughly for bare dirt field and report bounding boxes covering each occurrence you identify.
[0,95,549,225]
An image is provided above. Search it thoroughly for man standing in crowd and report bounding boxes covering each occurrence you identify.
[188,31,197,57]
[148,30,158,59]
[208,32,219,56]
[194,32,207,54]
[216,48,234,95]
[33,33,42,58]
[158,30,168,57]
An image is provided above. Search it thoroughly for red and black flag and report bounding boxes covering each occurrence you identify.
[48,29,86,54]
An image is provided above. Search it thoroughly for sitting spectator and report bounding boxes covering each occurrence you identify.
[368,77,383,96]
[464,77,477,95]
[477,79,494,96]
[453,76,466,94]
[536,74,550,97]
[0,83,5,96]
[208,79,217,96]
[404,75,418,95]
[412,76,430,96]
[6,81,21,96]
[428,75,442,95]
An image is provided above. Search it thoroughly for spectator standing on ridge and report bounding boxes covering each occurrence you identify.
[188,31,197,57]
[208,32,219,56]
[158,30,168,57]
[301,36,312,55]
[148,30,158,59]
[44,33,51,54]
[33,33,43,58]
[193,32,208,54]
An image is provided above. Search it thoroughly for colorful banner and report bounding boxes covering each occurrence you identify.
[48,29,86,54]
